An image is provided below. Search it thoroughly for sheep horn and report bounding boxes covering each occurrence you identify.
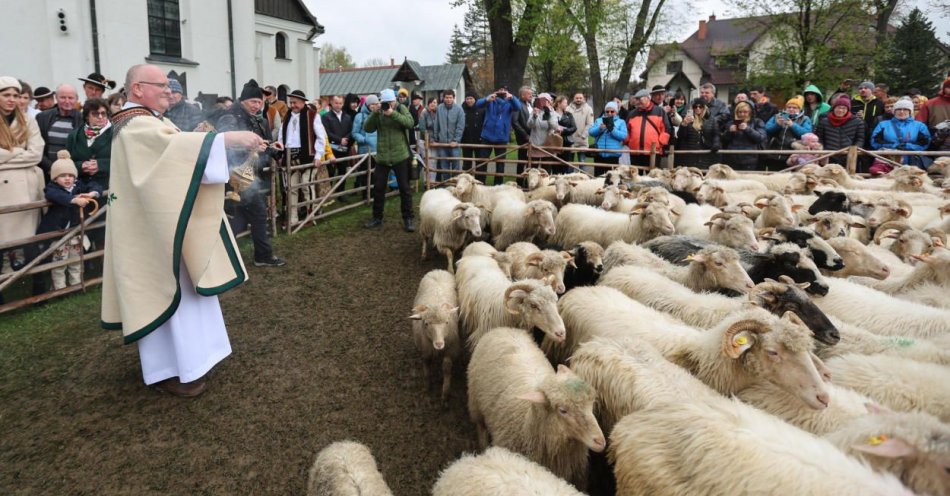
[524,252,545,266]
[873,221,914,245]
[688,167,705,177]
[895,199,913,217]
[709,212,731,222]
[503,283,536,314]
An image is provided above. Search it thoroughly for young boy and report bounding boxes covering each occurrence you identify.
[36,150,102,289]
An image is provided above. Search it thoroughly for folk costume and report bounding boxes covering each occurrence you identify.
[101,102,246,385]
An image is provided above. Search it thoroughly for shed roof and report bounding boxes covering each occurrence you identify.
[319,66,398,96]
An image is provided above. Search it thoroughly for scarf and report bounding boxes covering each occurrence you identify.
[827,111,852,127]
[84,121,112,146]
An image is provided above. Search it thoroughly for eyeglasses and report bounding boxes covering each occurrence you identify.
[136,81,170,90]
[89,111,108,117]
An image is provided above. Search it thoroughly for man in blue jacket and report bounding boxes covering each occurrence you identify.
[475,86,522,185]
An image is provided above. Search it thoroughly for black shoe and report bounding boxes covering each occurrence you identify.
[254,257,286,267]
[403,218,415,232]
[364,218,383,229]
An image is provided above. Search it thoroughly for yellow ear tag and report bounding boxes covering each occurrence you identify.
[868,435,888,446]
[685,253,696,261]
[735,336,749,346]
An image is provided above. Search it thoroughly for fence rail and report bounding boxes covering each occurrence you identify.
[1,143,945,313]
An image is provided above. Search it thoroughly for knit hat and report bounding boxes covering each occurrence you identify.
[239,79,264,101]
[397,88,409,97]
[858,81,874,91]
[380,88,396,103]
[893,98,914,112]
[364,94,379,105]
[0,76,21,92]
[51,150,78,180]
[633,89,650,99]
[801,133,819,145]
[785,95,804,109]
[33,86,53,99]
[832,94,851,109]
[168,79,183,94]
[604,101,618,112]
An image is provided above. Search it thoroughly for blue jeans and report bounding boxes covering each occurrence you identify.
[435,145,461,182]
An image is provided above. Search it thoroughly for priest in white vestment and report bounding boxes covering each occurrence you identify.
[102,64,264,397]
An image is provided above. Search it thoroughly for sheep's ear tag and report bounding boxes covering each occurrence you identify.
[852,436,916,459]
[728,331,754,357]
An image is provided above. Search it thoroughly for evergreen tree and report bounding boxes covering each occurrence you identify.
[875,8,945,95]
[447,24,467,63]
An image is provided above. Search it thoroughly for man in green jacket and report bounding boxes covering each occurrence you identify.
[363,88,416,231]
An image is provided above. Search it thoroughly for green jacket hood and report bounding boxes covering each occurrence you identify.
[803,85,824,99]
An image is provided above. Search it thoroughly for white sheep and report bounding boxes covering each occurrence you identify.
[564,177,609,206]
[419,188,483,273]
[701,210,760,251]
[410,270,461,404]
[820,236,891,279]
[460,241,512,277]
[872,220,943,264]
[708,162,806,192]
[863,246,950,295]
[823,353,950,423]
[431,447,585,496]
[815,277,950,339]
[809,210,867,239]
[307,441,394,496]
[505,242,573,294]
[604,339,914,495]
[467,327,604,491]
[753,191,800,229]
[817,317,950,366]
[601,241,754,294]
[490,198,558,251]
[549,286,830,409]
[452,173,526,210]
[670,166,705,192]
[552,202,676,248]
[824,408,950,496]
[737,380,877,436]
[455,255,565,349]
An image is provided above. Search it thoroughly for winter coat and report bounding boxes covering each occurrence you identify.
[527,108,559,147]
[765,112,813,151]
[351,105,377,154]
[916,94,950,129]
[705,97,732,130]
[566,102,593,147]
[814,113,866,158]
[851,95,885,136]
[418,109,436,138]
[676,117,721,168]
[787,140,826,166]
[364,103,414,165]
[476,95,522,144]
[461,102,484,144]
[803,85,831,126]
[37,178,103,234]
[0,116,45,244]
[588,115,628,157]
[512,99,532,144]
[871,117,931,152]
[557,111,577,147]
[66,124,112,188]
[165,100,204,132]
[625,103,672,153]
[721,118,767,170]
[321,110,353,154]
[432,103,465,143]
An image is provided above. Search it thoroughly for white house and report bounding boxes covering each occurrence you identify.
[4,0,324,106]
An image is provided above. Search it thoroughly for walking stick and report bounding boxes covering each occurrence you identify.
[77,197,100,292]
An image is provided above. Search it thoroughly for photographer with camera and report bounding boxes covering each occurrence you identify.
[764,95,812,170]
[587,101,628,176]
[474,86,522,185]
[362,89,416,231]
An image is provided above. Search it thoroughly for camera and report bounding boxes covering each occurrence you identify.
[381,101,391,111]
[495,91,507,98]
[604,117,614,131]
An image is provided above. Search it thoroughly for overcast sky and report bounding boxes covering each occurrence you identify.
[305,0,948,67]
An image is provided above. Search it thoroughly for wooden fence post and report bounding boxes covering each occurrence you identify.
[846,146,858,174]
[649,143,657,169]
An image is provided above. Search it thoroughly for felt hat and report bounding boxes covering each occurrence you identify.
[78,72,116,90]
[168,79,183,94]
[0,76,21,92]
[650,85,667,94]
[33,86,53,99]
[263,85,276,96]
[380,88,396,103]
[239,79,264,101]
[287,89,307,101]
[50,150,78,180]
[785,95,804,109]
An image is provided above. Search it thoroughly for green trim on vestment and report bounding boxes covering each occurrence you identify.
[195,221,247,296]
[116,131,216,344]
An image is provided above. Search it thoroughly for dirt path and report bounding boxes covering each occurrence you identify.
[0,206,476,495]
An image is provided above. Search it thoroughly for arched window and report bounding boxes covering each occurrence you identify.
[275,32,287,59]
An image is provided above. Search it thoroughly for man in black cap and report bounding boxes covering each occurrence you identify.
[33,86,56,111]
[78,72,116,101]
[217,80,286,267]
[278,89,329,226]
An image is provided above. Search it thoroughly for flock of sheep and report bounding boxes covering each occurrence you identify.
[307,157,950,495]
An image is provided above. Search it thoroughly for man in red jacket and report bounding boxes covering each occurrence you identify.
[625,89,673,167]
